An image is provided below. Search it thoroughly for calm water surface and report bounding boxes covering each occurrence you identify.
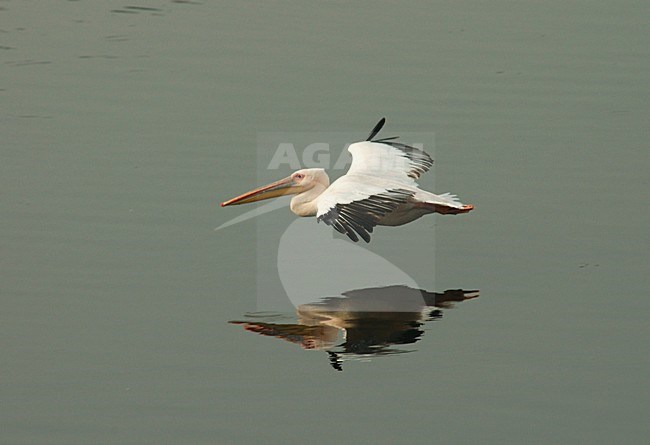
[2,1,648,444]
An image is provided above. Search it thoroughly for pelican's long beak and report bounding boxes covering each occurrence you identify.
[221,176,303,207]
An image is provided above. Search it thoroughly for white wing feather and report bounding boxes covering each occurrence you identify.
[316,140,433,218]
[316,176,396,218]
[346,141,433,183]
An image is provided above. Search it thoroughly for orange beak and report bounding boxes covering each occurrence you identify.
[221,176,304,207]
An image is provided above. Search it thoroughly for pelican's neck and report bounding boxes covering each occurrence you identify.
[290,183,327,217]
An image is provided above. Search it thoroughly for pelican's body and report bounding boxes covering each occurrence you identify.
[222,118,473,242]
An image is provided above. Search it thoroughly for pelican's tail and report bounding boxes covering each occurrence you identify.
[418,192,474,215]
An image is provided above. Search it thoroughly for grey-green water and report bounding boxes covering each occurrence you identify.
[2,1,648,444]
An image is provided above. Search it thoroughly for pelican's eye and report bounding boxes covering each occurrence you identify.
[293,173,304,181]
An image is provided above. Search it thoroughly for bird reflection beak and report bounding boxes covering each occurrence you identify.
[221,176,303,207]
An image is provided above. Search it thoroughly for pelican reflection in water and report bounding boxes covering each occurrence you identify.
[230,285,478,371]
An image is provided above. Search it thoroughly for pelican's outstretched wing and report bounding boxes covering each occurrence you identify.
[347,118,434,181]
[316,187,415,242]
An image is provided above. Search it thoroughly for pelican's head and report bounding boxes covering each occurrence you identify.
[221,168,329,207]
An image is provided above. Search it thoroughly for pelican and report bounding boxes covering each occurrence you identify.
[221,118,474,242]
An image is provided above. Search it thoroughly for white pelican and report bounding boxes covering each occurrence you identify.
[221,118,474,242]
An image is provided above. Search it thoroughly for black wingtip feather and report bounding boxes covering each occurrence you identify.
[366,117,386,141]
[364,119,435,179]
[317,189,415,243]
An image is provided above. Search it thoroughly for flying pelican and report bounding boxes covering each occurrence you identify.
[221,118,474,242]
